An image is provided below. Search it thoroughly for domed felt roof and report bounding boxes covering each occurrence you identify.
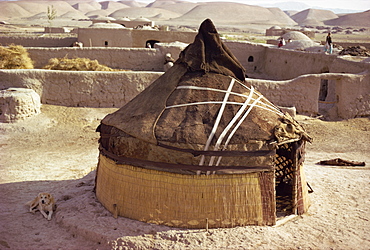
[98,19,311,170]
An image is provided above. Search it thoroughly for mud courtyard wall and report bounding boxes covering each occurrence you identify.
[225,41,370,80]
[77,28,196,48]
[26,48,165,71]
[1,41,369,119]
[0,36,77,47]
[24,43,370,80]
[0,70,162,108]
[248,73,370,119]
[0,69,368,119]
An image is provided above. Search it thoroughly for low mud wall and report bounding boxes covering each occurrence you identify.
[2,38,370,80]
[249,73,370,119]
[224,41,267,77]
[247,75,321,116]
[26,47,166,71]
[0,69,162,108]
[334,72,370,119]
[0,36,77,47]
[225,41,370,80]
[0,69,368,119]
[15,43,370,81]
[263,48,370,80]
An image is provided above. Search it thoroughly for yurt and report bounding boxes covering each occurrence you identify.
[95,19,312,228]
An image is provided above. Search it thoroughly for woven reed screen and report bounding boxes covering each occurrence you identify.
[96,154,276,228]
[275,142,310,216]
[297,164,310,214]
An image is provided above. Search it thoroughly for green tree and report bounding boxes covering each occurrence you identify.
[47,5,57,27]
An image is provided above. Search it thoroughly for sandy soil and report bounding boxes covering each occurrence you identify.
[0,104,369,249]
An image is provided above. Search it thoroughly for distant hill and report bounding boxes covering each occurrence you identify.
[146,0,187,8]
[324,10,370,27]
[171,2,297,26]
[109,7,182,20]
[72,2,102,13]
[155,2,201,15]
[262,1,310,12]
[260,1,365,14]
[99,1,129,11]
[312,7,367,14]
[284,10,299,17]
[0,2,31,19]
[0,0,369,28]
[118,1,146,8]
[291,9,338,26]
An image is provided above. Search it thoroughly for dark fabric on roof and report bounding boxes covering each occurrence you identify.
[101,19,247,144]
[177,19,246,82]
[99,19,311,170]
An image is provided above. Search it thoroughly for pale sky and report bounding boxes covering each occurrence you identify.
[140,0,370,12]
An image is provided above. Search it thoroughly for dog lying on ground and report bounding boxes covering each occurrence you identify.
[26,193,55,220]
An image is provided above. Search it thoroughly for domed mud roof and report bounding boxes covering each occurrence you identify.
[134,16,151,21]
[269,25,282,29]
[89,22,125,28]
[283,40,320,50]
[282,31,311,41]
[91,16,116,21]
[117,16,131,21]
[98,19,311,172]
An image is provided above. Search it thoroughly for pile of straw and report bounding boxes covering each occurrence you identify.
[42,57,115,71]
[0,44,34,69]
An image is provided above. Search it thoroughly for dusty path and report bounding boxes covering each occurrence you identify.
[0,105,369,249]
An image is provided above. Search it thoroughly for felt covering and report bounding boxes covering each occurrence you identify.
[95,19,311,228]
[177,19,246,81]
[98,18,311,171]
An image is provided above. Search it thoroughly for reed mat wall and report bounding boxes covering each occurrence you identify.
[95,154,277,228]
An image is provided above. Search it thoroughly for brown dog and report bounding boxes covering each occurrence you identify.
[26,193,55,220]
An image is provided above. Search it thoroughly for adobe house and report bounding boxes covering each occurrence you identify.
[91,16,155,29]
[266,26,315,39]
[77,22,196,48]
[44,27,73,33]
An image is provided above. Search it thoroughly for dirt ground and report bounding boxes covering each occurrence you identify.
[0,104,369,249]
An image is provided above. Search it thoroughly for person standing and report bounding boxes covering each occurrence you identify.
[325,32,333,54]
[278,37,286,48]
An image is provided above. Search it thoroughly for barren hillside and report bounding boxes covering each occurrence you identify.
[0,0,369,29]
[109,7,182,20]
[171,2,297,26]
[324,9,370,27]
[291,8,338,26]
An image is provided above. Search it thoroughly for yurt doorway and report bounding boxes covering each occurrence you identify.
[274,140,307,217]
[275,143,294,217]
